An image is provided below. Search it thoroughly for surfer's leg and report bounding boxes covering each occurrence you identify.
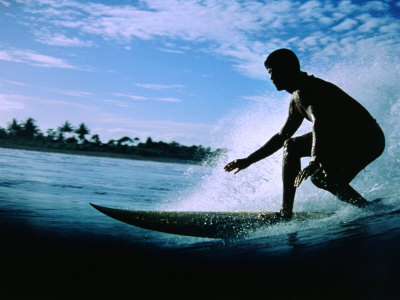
[311,168,369,207]
[281,133,312,217]
[335,184,369,207]
[311,125,385,208]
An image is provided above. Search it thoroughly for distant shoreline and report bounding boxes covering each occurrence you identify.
[0,143,199,165]
[1,117,223,165]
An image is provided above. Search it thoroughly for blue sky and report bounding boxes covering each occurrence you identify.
[0,0,399,148]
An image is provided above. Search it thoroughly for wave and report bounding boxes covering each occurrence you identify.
[173,40,400,213]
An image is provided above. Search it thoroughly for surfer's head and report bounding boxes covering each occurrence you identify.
[265,49,301,92]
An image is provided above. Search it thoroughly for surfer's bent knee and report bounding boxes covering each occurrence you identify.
[310,174,325,189]
[310,171,337,193]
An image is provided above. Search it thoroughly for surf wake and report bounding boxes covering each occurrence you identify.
[167,40,400,242]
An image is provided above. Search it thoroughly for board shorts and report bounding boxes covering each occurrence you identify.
[293,120,385,185]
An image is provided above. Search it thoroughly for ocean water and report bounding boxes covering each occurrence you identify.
[1,145,400,297]
[0,148,205,245]
[1,145,399,250]
[2,44,400,297]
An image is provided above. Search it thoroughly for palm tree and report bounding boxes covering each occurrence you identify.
[107,139,116,146]
[0,127,7,138]
[57,121,74,141]
[21,117,40,138]
[65,136,78,144]
[75,123,90,143]
[90,134,101,146]
[7,118,22,137]
[145,137,153,145]
[117,136,133,146]
[46,129,57,141]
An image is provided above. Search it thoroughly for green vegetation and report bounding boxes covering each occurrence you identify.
[0,117,225,164]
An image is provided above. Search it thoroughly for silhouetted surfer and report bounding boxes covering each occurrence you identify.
[224,49,385,220]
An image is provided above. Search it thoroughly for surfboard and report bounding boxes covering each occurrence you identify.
[90,203,333,239]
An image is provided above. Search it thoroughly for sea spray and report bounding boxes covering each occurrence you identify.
[170,41,400,212]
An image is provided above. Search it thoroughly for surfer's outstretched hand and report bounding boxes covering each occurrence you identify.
[224,158,251,174]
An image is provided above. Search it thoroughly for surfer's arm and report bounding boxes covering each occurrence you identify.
[246,101,304,164]
[224,101,303,174]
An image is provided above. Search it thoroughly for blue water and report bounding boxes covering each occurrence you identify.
[1,146,400,298]
[1,146,399,254]
[0,148,205,246]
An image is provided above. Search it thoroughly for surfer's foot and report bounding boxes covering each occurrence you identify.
[347,197,369,208]
[365,198,383,206]
[278,209,292,220]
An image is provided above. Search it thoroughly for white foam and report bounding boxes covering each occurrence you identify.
[171,42,400,214]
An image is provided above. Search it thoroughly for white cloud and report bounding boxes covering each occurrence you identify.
[101,99,132,108]
[0,50,14,61]
[363,1,389,12]
[135,83,184,90]
[332,18,358,31]
[302,35,319,47]
[2,80,30,87]
[158,48,185,54]
[298,0,323,22]
[242,95,267,102]
[155,97,181,103]
[112,93,182,103]
[58,90,93,97]
[111,93,148,101]
[380,22,400,34]
[0,48,76,69]
[357,16,387,32]
[0,0,10,7]
[0,94,25,111]
[34,32,93,47]
[20,0,400,79]
[319,16,334,26]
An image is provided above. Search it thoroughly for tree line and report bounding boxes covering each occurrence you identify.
[0,117,224,163]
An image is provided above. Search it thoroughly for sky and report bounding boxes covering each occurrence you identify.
[0,0,399,148]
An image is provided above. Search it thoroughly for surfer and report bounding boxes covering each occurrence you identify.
[224,49,385,220]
